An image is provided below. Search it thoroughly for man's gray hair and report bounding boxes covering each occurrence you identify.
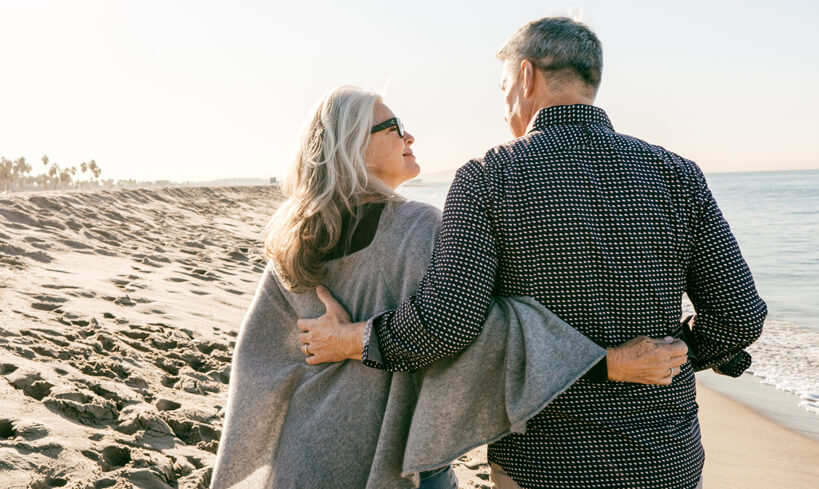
[497,17,603,90]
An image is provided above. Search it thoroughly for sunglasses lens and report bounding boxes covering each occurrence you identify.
[370,117,404,137]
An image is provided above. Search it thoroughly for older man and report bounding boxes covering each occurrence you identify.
[302,17,766,489]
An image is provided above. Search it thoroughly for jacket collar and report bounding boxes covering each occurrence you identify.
[527,104,613,133]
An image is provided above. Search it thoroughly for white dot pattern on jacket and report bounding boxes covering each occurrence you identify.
[364,104,767,489]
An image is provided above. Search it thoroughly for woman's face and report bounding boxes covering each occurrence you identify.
[364,102,419,189]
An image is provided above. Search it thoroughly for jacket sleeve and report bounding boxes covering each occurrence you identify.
[683,167,767,376]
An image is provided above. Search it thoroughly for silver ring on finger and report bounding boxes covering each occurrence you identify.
[669,367,673,377]
[302,344,311,356]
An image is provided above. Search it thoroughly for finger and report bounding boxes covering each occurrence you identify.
[661,367,675,384]
[316,285,349,319]
[660,340,688,357]
[297,332,310,344]
[663,336,674,344]
[315,286,341,312]
[306,354,325,365]
[297,319,312,331]
[668,354,688,368]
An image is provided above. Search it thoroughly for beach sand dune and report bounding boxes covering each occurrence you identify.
[0,186,281,488]
[2,186,817,488]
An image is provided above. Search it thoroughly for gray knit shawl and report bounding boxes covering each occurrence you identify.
[210,201,605,489]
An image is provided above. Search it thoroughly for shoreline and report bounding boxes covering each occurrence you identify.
[697,370,819,441]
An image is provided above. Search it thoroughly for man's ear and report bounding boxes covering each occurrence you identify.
[521,59,536,98]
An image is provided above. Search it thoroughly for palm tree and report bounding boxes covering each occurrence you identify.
[77,162,88,189]
[48,163,59,189]
[12,157,31,191]
[59,167,74,188]
[0,157,12,192]
[88,160,101,180]
[35,173,48,190]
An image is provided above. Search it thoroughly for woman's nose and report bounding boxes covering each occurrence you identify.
[404,131,414,145]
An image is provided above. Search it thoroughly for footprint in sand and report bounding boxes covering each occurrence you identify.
[110,278,130,288]
[5,368,54,400]
[98,445,131,471]
[184,268,219,282]
[0,206,41,227]
[226,250,248,262]
[27,195,62,211]
[0,243,54,264]
[41,284,79,290]
[64,218,83,231]
[1,363,19,374]
[59,238,94,251]
[29,475,72,489]
[0,418,16,440]
[43,387,120,425]
[30,300,66,312]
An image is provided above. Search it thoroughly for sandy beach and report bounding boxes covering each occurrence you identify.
[1,186,817,488]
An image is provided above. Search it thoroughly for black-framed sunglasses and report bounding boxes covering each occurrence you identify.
[370,117,405,138]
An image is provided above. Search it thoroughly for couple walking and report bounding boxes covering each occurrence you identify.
[211,16,766,489]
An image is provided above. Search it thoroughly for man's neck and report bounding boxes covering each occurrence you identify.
[525,92,596,133]
[534,90,595,112]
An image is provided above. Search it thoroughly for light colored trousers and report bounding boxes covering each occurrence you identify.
[489,462,704,489]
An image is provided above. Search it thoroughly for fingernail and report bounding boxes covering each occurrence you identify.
[663,336,673,343]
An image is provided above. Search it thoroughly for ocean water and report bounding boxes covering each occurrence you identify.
[399,170,819,415]
[708,170,819,415]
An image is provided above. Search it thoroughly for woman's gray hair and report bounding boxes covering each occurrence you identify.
[497,17,603,90]
[265,85,400,290]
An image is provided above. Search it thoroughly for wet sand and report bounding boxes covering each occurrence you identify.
[698,382,819,488]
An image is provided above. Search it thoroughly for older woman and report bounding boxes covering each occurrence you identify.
[210,86,682,489]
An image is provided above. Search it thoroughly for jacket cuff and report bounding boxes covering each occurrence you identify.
[361,316,386,369]
[681,314,752,377]
[712,351,752,377]
[581,355,608,381]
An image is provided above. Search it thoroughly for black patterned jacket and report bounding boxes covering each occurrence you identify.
[363,104,766,489]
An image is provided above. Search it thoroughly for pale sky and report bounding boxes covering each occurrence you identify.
[1,0,817,182]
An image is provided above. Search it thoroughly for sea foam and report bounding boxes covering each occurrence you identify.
[746,320,819,416]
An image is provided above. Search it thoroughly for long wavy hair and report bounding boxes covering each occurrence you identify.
[265,86,401,291]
